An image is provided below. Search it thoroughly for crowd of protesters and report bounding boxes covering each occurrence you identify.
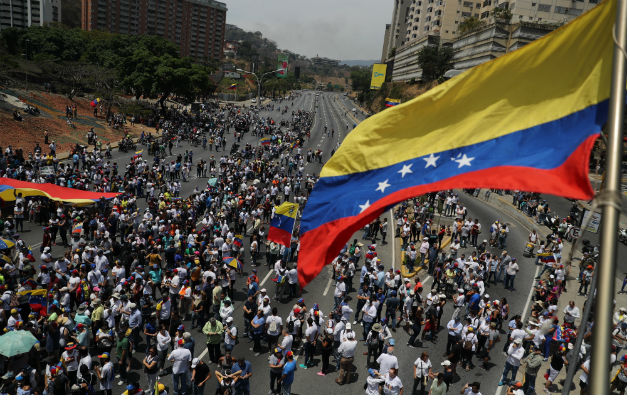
[0,91,624,396]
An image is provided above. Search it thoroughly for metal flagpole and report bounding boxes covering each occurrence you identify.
[590,0,626,394]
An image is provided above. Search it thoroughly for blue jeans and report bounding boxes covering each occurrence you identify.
[363,320,373,341]
[282,382,292,395]
[173,372,188,394]
[504,274,515,290]
[501,362,519,384]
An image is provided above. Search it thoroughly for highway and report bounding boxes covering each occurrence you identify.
[14,91,583,394]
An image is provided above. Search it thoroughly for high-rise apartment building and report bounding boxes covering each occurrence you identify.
[383,0,600,81]
[81,0,226,63]
[0,0,61,31]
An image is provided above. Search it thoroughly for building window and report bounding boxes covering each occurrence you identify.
[463,1,473,7]
[537,3,551,11]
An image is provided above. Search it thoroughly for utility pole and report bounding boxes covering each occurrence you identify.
[590,0,626,394]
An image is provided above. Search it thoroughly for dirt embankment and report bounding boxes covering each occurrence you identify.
[0,88,146,155]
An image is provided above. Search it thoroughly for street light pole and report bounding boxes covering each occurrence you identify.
[237,68,284,108]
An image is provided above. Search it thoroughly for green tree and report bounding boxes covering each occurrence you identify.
[458,17,485,34]
[417,45,454,82]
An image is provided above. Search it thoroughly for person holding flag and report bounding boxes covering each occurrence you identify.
[268,202,299,248]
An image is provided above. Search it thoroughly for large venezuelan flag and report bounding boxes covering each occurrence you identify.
[0,178,121,206]
[268,201,299,247]
[297,0,616,288]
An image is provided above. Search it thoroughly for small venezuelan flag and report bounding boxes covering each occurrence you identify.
[234,235,244,248]
[268,202,298,247]
[229,83,237,90]
[260,137,271,146]
[385,98,401,107]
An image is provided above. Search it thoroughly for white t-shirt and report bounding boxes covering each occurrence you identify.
[168,347,192,375]
[225,326,237,346]
[383,374,403,395]
[377,353,399,376]
[414,358,432,378]
[99,361,114,391]
[266,315,283,336]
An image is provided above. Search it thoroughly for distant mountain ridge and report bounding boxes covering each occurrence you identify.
[341,60,380,67]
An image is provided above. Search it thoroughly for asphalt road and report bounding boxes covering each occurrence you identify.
[16,91,552,395]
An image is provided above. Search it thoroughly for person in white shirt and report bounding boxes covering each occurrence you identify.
[168,340,192,395]
[500,338,525,386]
[563,300,581,325]
[266,307,283,353]
[376,345,398,376]
[335,331,357,385]
[365,369,385,395]
[413,352,434,394]
[383,368,404,395]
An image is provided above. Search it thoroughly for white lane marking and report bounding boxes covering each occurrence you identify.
[196,346,209,361]
[260,269,274,286]
[390,209,395,269]
[322,269,333,296]
[422,275,431,285]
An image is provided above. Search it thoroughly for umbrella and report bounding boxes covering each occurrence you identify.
[222,257,242,270]
[0,238,15,250]
[0,330,38,357]
[208,178,218,187]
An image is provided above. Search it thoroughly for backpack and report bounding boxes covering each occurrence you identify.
[268,318,279,332]
[286,320,295,335]
[367,332,380,348]
[464,334,474,351]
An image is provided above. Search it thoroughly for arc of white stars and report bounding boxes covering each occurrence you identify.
[453,153,475,168]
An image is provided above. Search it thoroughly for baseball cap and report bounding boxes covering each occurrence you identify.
[97,352,110,359]
[368,368,376,377]
[286,351,294,358]
[191,358,200,368]
[514,382,523,388]
[226,317,234,323]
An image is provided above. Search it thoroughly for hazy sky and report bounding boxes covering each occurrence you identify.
[225,0,393,60]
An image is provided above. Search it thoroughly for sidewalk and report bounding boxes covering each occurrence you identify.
[471,189,626,394]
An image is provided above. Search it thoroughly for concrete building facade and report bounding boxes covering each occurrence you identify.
[81,0,226,63]
[383,0,600,81]
[0,0,61,30]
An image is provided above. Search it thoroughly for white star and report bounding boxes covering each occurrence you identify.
[423,153,439,168]
[454,153,475,168]
[398,164,413,178]
[358,200,371,213]
[375,179,391,193]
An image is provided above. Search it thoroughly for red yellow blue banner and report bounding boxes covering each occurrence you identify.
[0,178,121,205]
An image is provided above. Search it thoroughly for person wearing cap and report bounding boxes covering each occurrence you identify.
[250,310,266,355]
[335,329,357,385]
[95,352,114,395]
[506,381,525,395]
[281,351,297,395]
[499,338,525,386]
[578,264,594,295]
[365,368,385,395]
[61,342,80,385]
[612,322,627,356]
[191,357,211,395]
[168,338,192,395]
[268,347,285,394]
